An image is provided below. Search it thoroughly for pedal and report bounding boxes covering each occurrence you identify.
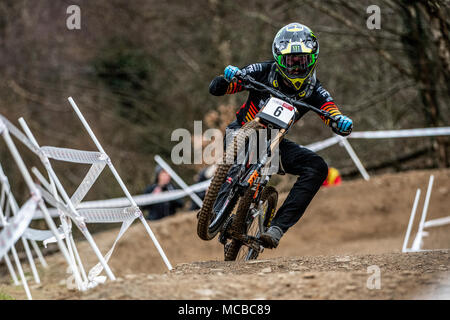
[234,234,263,252]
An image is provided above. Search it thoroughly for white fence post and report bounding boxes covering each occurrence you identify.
[411,175,434,251]
[402,189,421,253]
[338,136,370,181]
[1,253,19,285]
[30,240,48,268]
[10,244,32,300]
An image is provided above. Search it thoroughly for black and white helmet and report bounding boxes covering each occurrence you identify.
[272,23,319,92]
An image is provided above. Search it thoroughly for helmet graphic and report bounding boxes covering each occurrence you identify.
[272,23,319,91]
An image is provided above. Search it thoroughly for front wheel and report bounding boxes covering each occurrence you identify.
[224,186,278,261]
[197,120,260,240]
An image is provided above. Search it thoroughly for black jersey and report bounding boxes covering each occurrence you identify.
[209,61,342,126]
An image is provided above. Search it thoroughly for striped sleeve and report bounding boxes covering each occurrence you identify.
[319,101,342,126]
[225,79,244,94]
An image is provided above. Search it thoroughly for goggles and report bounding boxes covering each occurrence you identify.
[278,54,315,78]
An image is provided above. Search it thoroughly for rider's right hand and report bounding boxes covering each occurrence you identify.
[224,65,240,81]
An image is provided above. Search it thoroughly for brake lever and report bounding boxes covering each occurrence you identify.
[233,71,253,90]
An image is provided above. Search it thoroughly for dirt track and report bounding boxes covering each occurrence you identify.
[1,169,449,299]
[64,250,450,300]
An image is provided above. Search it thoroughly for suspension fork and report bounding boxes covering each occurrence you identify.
[240,118,286,189]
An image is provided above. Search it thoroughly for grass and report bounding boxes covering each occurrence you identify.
[0,291,15,300]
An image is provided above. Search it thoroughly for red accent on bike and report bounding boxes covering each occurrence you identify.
[253,183,260,199]
[282,102,294,111]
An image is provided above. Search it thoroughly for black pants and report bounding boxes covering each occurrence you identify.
[221,120,328,233]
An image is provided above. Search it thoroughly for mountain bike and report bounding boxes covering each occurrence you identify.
[197,70,338,261]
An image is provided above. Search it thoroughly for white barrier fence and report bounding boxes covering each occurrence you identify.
[19,116,117,289]
[0,97,172,297]
[402,175,450,252]
[0,118,81,299]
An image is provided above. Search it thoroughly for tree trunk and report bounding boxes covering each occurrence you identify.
[400,0,448,167]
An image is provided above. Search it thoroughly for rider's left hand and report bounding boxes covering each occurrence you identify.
[332,115,353,136]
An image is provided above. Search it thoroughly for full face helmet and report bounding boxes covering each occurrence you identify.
[272,23,319,91]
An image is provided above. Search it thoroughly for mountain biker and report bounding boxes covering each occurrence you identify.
[208,22,353,249]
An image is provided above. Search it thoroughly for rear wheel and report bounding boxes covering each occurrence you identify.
[197,120,260,240]
[224,186,278,261]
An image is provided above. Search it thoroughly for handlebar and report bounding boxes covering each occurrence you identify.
[234,70,338,126]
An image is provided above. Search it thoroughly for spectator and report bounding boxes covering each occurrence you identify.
[189,165,216,210]
[142,165,184,220]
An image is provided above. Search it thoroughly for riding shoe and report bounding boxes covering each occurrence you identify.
[259,226,283,249]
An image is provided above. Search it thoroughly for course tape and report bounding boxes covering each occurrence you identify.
[34,182,139,224]
[349,127,450,139]
[77,206,137,223]
[75,179,211,210]
[22,226,64,242]
[304,127,450,152]
[71,163,106,207]
[87,218,134,284]
[41,146,107,164]
[305,136,340,152]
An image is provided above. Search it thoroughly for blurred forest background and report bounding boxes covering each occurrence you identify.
[0,0,449,205]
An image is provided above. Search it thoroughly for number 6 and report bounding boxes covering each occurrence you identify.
[274,106,283,117]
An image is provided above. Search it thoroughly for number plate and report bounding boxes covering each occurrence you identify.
[260,97,295,126]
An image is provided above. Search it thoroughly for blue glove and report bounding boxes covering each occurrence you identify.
[224,65,240,81]
[333,115,353,136]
